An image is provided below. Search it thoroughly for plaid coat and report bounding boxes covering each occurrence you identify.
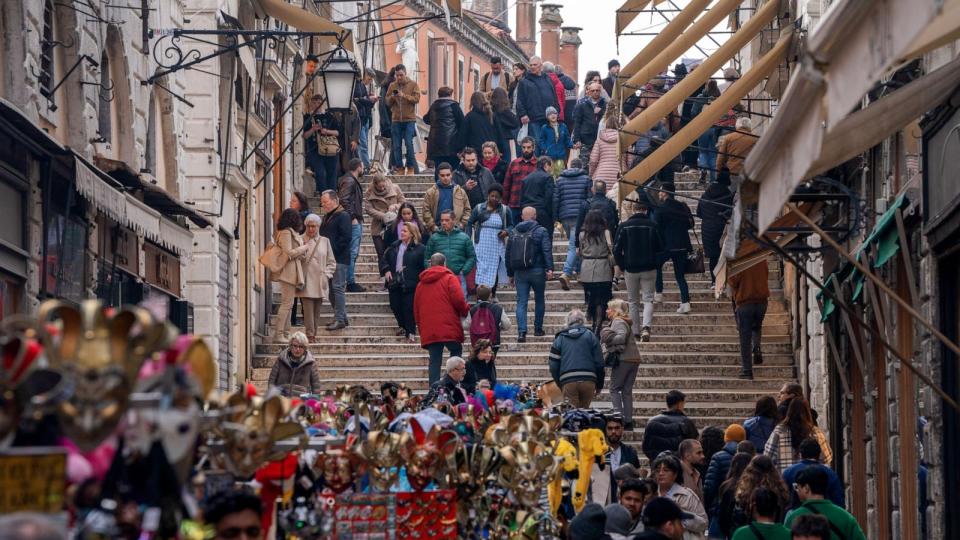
[764,424,833,473]
[502,156,538,209]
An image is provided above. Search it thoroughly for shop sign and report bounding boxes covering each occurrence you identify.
[0,449,67,513]
[144,242,181,297]
[97,217,139,276]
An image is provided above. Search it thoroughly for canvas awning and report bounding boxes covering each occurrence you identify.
[618,0,710,82]
[622,0,750,91]
[256,0,354,51]
[616,0,659,38]
[744,0,960,233]
[620,25,794,187]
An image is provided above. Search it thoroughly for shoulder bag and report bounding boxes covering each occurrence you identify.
[686,224,706,275]
[258,232,288,278]
[318,134,340,156]
[300,238,322,290]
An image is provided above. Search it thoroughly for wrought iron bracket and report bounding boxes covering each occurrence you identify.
[146,29,345,84]
[31,54,99,111]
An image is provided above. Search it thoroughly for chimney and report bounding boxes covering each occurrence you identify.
[559,26,582,83]
[515,0,537,57]
[470,0,509,25]
[539,4,563,65]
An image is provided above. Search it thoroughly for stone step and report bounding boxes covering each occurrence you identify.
[273,289,785,305]
[259,333,792,345]
[249,372,784,391]
[266,312,792,330]
[255,340,794,355]
[273,299,787,315]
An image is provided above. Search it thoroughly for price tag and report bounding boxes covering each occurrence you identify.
[0,449,67,513]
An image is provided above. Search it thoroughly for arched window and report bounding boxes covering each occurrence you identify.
[97,51,111,142]
[145,83,178,195]
[39,0,55,99]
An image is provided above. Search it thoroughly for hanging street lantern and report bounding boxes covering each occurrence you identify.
[321,47,359,112]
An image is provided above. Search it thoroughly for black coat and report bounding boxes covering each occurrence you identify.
[303,111,341,157]
[464,357,496,394]
[379,240,426,291]
[614,213,664,273]
[487,158,508,185]
[697,184,733,259]
[653,198,693,252]
[493,109,520,156]
[641,410,699,462]
[424,374,468,406]
[571,98,607,146]
[575,195,619,247]
[318,207,353,264]
[378,79,394,134]
[424,98,464,158]
[519,169,555,225]
[353,79,375,122]
[515,72,560,123]
[460,109,497,153]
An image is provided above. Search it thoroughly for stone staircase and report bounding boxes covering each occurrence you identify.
[249,172,794,444]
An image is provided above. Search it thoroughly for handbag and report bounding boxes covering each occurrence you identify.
[258,233,288,277]
[318,134,340,156]
[686,218,706,275]
[299,238,322,291]
[604,351,621,369]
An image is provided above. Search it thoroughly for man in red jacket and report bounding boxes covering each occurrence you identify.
[414,252,470,384]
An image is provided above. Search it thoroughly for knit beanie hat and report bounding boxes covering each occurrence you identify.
[545,106,559,117]
[569,503,608,540]
[725,423,747,443]
[604,504,633,535]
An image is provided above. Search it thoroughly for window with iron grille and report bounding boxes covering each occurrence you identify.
[39,0,55,100]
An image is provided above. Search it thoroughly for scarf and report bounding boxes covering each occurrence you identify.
[395,241,408,273]
[482,156,500,171]
[436,181,455,213]
[372,179,393,197]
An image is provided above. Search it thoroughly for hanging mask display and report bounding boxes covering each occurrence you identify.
[211,391,305,477]
[397,418,460,491]
[36,301,167,452]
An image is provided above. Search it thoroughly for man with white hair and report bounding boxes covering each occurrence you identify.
[716,116,756,179]
[548,309,604,408]
[515,56,560,143]
[423,356,470,405]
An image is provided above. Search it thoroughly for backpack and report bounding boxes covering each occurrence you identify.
[469,303,500,346]
[508,228,538,270]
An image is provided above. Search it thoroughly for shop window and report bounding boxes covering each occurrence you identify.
[0,273,23,320]
[39,0,54,100]
[42,181,87,303]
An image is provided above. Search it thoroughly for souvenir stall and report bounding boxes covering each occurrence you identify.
[0,300,614,540]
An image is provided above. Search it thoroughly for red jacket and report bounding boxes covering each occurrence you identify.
[548,72,566,121]
[414,266,470,346]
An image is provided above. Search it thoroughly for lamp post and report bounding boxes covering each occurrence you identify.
[321,47,359,112]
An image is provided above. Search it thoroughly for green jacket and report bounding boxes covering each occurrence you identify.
[424,228,477,275]
[731,522,792,540]
[785,500,867,540]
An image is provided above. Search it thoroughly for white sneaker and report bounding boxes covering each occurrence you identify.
[654,293,663,303]
[676,302,691,314]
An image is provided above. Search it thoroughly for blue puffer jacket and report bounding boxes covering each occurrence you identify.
[744,415,777,451]
[704,441,737,512]
[552,168,592,222]
[548,324,604,389]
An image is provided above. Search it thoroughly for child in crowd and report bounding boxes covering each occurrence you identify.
[537,106,572,176]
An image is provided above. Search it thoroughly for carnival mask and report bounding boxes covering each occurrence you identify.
[36,301,166,451]
[315,447,360,494]
[398,419,459,491]
[214,391,305,477]
[498,440,556,509]
[448,443,502,502]
[0,319,48,443]
[356,431,405,492]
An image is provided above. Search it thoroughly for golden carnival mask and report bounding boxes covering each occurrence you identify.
[355,430,405,492]
[212,391,305,477]
[398,419,460,491]
[36,300,167,451]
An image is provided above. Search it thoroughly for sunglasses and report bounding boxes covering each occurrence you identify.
[218,526,262,539]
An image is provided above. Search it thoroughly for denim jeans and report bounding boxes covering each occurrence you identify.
[358,117,371,169]
[458,273,468,300]
[514,268,546,333]
[561,219,580,275]
[390,121,418,172]
[625,270,656,334]
[697,129,717,182]
[426,341,463,385]
[655,251,690,303]
[306,152,338,194]
[330,263,348,322]
[736,302,767,374]
[526,121,544,153]
[348,223,362,285]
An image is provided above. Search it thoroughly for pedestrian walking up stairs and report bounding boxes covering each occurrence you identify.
[250,171,794,446]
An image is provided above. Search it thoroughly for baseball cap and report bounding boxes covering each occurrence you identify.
[641,497,695,528]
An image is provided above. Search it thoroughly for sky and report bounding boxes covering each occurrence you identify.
[505,0,731,82]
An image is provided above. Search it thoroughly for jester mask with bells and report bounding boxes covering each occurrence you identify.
[355,431,405,492]
[129,335,215,483]
[398,419,460,491]
[0,317,61,445]
[447,443,502,505]
[36,300,167,451]
[212,391,305,477]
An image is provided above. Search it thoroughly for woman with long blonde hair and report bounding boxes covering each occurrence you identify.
[599,298,641,429]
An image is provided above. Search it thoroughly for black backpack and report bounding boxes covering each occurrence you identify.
[509,228,538,270]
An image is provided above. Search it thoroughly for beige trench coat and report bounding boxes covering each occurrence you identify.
[275,228,305,286]
[293,235,337,301]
